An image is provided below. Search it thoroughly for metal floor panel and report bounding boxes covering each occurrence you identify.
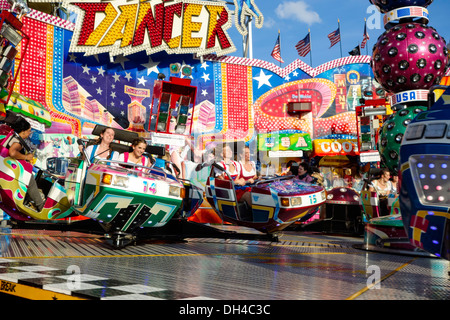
[0,227,448,300]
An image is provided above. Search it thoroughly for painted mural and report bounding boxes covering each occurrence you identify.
[0,0,415,171]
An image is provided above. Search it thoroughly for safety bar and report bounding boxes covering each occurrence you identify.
[95,159,169,180]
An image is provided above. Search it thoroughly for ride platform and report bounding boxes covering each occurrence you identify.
[0,225,448,301]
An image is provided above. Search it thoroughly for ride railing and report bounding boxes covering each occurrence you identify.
[254,175,295,186]
[94,158,177,182]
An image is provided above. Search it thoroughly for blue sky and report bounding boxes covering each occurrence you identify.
[225,0,450,67]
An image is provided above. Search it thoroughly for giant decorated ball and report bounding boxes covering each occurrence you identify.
[372,23,448,94]
[369,0,434,13]
[378,105,427,173]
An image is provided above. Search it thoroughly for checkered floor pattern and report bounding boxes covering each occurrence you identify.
[0,258,213,300]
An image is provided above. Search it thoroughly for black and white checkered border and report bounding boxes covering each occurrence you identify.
[0,258,214,300]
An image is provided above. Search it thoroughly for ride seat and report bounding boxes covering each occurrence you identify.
[237,201,253,221]
[359,190,380,220]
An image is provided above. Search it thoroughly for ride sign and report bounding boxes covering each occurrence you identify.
[313,139,359,156]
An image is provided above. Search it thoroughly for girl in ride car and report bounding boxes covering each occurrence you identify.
[118,137,152,170]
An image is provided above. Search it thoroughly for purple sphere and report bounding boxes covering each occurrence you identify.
[370,0,434,13]
[372,23,448,94]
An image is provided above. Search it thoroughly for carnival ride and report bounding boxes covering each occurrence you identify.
[300,156,365,235]
[0,0,448,259]
[205,162,326,234]
[356,0,449,258]
[0,119,204,248]
[398,85,450,260]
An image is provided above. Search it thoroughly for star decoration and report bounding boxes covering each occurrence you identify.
[201,89,208,96]
[201,72,210,82]
[90,76,97,84]
[82,65,90,74]
[253,69,272,89]
[96,87,103,95]
[141,57,160,76]
[112,73,120,82]
[97,66,105,76]
[68,53,77,62]
[137,76,147,86]
[124,72,132,81]
[200,61,209,70]
[112,54,129,69]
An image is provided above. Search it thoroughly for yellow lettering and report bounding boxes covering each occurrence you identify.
[182,3,203,48]
[336,79,346,87]
[85,3,118,46]
[100,4,138,47]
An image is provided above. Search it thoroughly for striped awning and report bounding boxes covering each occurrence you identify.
[0,89,51,128]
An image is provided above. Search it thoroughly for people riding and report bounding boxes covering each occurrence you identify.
[369,168,396,197]
[298,162,314,183]
[238,145,258,184]
[369,168,396,216]
[216,143,245,185]
[118,137,151,170]
[80,127,119,163]
[281,160,298,176]
[2,117,44,212]
[216,143,252,208]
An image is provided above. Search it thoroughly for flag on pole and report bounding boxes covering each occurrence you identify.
[295,33,311,57]
[349,44,361,56]
[361,20,370,49]
[271,32,284,63]
[327,27,341,48]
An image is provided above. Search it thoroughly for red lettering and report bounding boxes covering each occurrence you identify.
[163,2,183,48]
[205,5,232,49]
[73,2,109,46]
[132,3,164,48]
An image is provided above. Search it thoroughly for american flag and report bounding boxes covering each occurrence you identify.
[271,33,284,63]
[398,7,426,18]
[417,90,428,100]
[361,21,369,49]
[295,33,311,57]
[328,27,341,48]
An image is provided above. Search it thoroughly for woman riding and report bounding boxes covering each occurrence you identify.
[2,117,44,211]
[118,137,151,170]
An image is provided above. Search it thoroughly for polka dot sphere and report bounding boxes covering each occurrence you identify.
[369,0,434,13]
[372,23,448,94]
[378,105,427,173]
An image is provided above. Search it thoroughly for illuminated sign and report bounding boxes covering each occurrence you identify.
[258,132,312,152]
[63,0,240,57]
[313,139,359,156]
[334,74,347,113]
